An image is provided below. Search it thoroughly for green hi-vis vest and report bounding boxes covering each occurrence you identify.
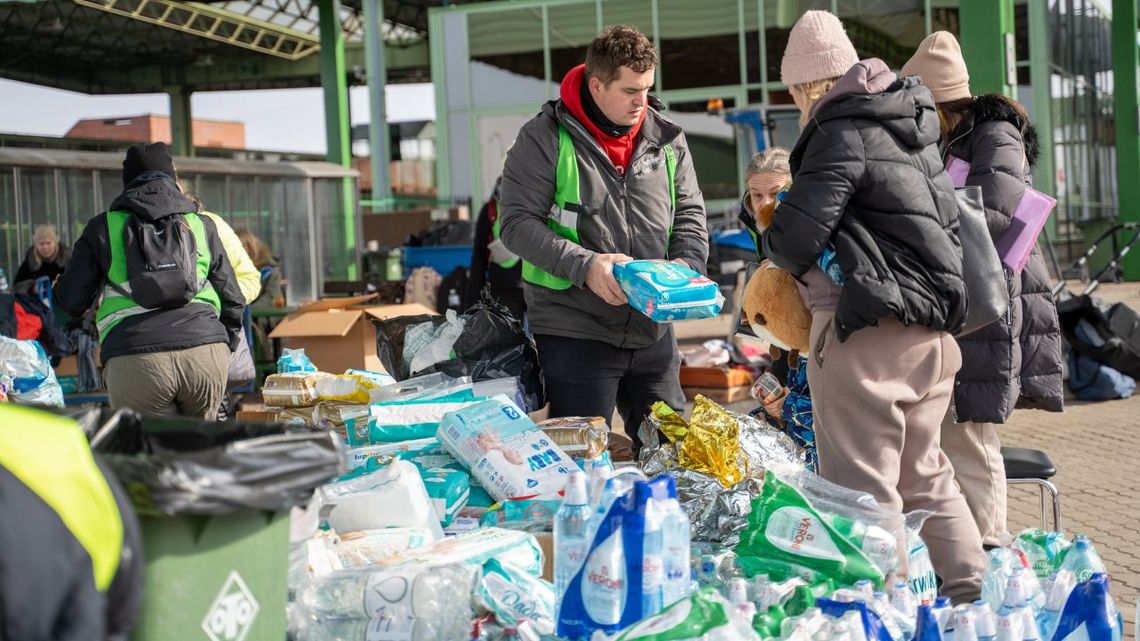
[490,199,519,269]
[95,211,221,343]
[522,124,677,290]
[0,405,123,592]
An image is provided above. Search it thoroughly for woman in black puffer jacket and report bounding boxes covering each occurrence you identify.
[903,32,1064,549]
[763,11,985,604]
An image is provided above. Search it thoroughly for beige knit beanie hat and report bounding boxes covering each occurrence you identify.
[901,31,971,103]
[780,10,860,87]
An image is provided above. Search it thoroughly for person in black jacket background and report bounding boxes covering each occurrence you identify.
[902,31,1065,549]
[464,176,526,320]
[54,142,244,420]
[12,224,70,295]
[762,11,985,603]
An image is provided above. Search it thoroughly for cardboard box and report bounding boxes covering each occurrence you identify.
[269,295,437,374]
[682,385,753,404]
[54,355,79,377]
[679,366,753,389]
[535,531,554,582]
[235,409,281,422]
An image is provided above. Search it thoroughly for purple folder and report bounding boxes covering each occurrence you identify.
[946,155,971,188]
[994,187,1056,273]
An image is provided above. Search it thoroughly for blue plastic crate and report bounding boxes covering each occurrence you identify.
[402,244,473,275]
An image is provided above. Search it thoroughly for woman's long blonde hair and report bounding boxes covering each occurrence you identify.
[790,78,839,127]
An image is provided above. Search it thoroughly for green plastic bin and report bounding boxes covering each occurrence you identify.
[131,511,289,641]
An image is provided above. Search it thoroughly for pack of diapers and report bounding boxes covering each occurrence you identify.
[437,396,576,502]
[613,260,724,322]
[421,467,471,527]
[347,398,486,446]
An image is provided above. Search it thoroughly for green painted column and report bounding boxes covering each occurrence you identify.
[168,86,193,157]
[1114,0,1140,280]
[1028,0,1056,241]
[958,0,1015,97]
[318,0,357,279]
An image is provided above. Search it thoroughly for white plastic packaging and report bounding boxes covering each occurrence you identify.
[319,460,444,540]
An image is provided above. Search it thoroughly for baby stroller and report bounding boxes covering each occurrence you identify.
[1048,223,1140,397]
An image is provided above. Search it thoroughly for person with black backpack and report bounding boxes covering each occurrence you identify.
[55,142,245,420]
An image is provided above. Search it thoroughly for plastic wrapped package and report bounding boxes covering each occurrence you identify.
[735,413,807,476]
[348,397,485,446]
[262,371,330,408]
[335,527,435,567]
[437,396,576,502]
[344,437,438,471]
[377,527,545,577]
[904,512,937,605]
[613,260,725,322]
[598,588,760,641]
[474,559,556,636]
[319,459,445,540]
[295,563,477,635]
[1011,529,1072,579]
[370,372,473,403]
[0,335,64,407]
[479,497,561,529]
[278,401,368,432]
[315,373,381,404]
[734,471,888,588]
[421,467,470,527]
[0,373,10,402]
[344,368,395,387]
[277,347,317,373]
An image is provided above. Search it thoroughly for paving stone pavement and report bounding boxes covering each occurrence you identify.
[671,281,1140,633]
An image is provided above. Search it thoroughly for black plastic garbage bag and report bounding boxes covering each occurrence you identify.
[375,293,545,412]
[88,410,344,517]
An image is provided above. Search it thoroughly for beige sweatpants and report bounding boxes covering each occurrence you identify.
[807,311,986,604]
[941,414,1009,547]
[104,343,230,420]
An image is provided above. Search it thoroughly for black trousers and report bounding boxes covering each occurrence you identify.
[535,329,685,451]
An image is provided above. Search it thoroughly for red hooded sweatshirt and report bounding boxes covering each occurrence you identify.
[560,64,645,174]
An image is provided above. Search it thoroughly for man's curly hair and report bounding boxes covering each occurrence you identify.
[585,25,657,85]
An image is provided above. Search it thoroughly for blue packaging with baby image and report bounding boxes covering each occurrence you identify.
[613,260,724,322]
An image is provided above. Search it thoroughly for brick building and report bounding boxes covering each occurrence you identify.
[65,114,245,149]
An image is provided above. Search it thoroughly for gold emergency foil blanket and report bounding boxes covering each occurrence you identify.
[677,395,743,487]
[650,401,689,443]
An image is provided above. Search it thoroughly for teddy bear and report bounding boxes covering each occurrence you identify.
[740,201,812,354]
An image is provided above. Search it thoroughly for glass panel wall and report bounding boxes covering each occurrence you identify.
[658,0,741,90]
[0,158,351,302]
[0,168,17,284]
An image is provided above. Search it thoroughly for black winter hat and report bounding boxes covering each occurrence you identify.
[122,142,177,187]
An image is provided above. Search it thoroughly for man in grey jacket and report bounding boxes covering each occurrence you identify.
[499,25,708,448]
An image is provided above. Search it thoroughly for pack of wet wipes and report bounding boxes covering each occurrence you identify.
[614,261,724,323]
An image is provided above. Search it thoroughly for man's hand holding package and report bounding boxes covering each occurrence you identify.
[586,253,633,306]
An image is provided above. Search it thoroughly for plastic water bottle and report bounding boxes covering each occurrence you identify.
[640,496,665,616]
[697,555,721,591]
[996,607,1021,641]
[974,601,998,641]
[294,615,460,641]
[0,268,7,292]
[933,596,955,632]
[916,604,944,641]
[1038,570,1075,641]
[957,604,980,641]
[554,471,591,601]
[1060,536,1107,583]
[660,480,692,607]
[854,579,875,601]
[728,577,757,631]
[891,581,918,619]
[1016,603,1041,641]
[297,565,474,622]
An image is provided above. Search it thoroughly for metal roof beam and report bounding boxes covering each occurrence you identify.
[73,0,322,60]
